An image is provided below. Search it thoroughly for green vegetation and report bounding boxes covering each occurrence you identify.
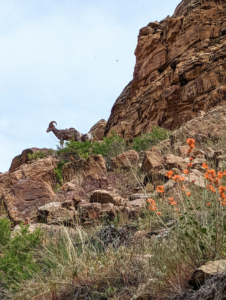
[0,219,43,290]
[28,150,47,160]
[57,127,170,161]
[132,126,171,152]
[54,160,66,184]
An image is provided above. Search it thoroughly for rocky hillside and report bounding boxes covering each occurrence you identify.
[105,0,226,140]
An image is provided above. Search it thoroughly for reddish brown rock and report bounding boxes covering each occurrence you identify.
[90,190,124,206]
[9,148,53,172]
[165,154,188,171]
[170,105,226,147]
[38,201,78,225]
[78,202,102,223]
[62,155,106,184]
[19,157,58,188]
[105,1,226,140]
[89,119,107,141]
[111,150,139,170]
[3,177,58,224]
[100,203,116,220]
[142,147,164,174]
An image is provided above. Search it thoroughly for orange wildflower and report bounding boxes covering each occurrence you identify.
[186,138,195,145]
[180,177,185,181]
[206,203,211,207]
[202,163,208,169]
[206,185,216,193]
[222,201,226,206]
[173,175,181,182]
[168,197,174,202]
[223,171,226,176]
[156,185,164,193]
[175,208,179,212]
[219,186,226,194]
[218,171,223,179]
[183,169,189,174]
[147,199,156,206]
[187,192,191,196]
[156,212,162,216]
[170,201,177,205]
[70,156,74,160]
[187,163,193,168]
[166,170,174,178]
[190,144,195,149]
[189,157,194,161]
[149,205,157,211]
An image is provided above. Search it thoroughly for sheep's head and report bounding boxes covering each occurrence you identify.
[46,121,57,133]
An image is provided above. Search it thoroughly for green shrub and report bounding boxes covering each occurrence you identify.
[92,133,126,158]
[0,218,11,248]
[28,151,47,160]
[132,126,171,152]
[57,132,126,161]
[54,160,66,184]
[0,220,43,289]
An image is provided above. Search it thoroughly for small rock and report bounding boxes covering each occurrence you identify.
[90,190,123,206]
[111,150,139,170]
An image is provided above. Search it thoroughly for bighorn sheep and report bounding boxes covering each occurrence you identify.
[46,121,93,147]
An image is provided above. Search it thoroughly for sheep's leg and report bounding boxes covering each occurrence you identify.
[60,140,64,149]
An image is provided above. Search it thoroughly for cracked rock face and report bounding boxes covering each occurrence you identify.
[105,0,226,140]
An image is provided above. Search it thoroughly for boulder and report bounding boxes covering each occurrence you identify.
[142,147,164,174]
[88,119,107,141]
[90,190,123,206]
[183,169,205,188]
[100,203,116,220]
[111,150,139,170]
[62,155,106,185]
[38,201,78,225]
[188,260,226,288]
[19,157,59,188]
[9,148,54,172]
[78,202,102,223]
[4,177,58,224]
[165,154,188,171]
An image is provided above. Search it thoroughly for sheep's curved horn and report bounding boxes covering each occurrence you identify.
[49,121,57,127]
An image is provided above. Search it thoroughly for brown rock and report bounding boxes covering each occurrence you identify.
[38,201,78,225]
[165,154,188,171]
[90,190,123,206]
[142,147,164,174]
[78,202,102,223]
[105,1,226,140]
[19,157,58,188]
[62,155,106,184]
[178,145,190,158]
[4,177,58,224]
[89,119,107,141]
[188,260,226,288]
[111,150,139,170]
[101,203,116,220]
[183,169,205,188]
[9,148,54,172]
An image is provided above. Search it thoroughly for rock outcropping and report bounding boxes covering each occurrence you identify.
[105,0,226,140]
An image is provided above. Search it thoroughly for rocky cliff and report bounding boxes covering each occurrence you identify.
[105,0,226,140]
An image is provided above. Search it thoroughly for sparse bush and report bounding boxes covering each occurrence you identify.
[132,126,171,152]
[57,132,126,161]
[0,220,43,290]
[28,150,47,160]
[54,160,66,184]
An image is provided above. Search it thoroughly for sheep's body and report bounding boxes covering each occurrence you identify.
[46,121,93,147]
[81,133,93,143]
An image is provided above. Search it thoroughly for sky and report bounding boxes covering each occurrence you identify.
[0,0,181,172]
